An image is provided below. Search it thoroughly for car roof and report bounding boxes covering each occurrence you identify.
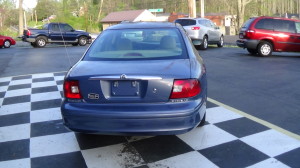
[255,16,299,22]
[45,22,68,24]
[176,18,209,21]
[106,22,181,30]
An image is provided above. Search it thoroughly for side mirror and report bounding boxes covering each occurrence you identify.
[215,26,220,30]
[71,29,75,32]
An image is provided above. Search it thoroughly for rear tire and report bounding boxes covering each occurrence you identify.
[3,40,11,48]
[198,113,206,127]
[217,36,224,48]
[247,48,257,55]
[257,41,272,57]
[200,36,208,50]
[78,36,87,46]
[36,36,47,48]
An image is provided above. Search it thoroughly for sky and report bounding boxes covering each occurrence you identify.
[16,0,37,9]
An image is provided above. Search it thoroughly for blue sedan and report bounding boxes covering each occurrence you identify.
[61,22,207,135]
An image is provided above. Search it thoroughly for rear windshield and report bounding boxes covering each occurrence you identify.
[175,19,196,26]
[242,18,256,28]
[255,19,274,30]
[42,24,49,29]
[83,28,188,61]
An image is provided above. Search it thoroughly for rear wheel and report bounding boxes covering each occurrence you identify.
[200,36,208,50]
[36,36,47,48]
[3,40,11,48]
[247,48,257,55]
[257,41,272,57]
[217,36,224,48]
[78,36,87,46]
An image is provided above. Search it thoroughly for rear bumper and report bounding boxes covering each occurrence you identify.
[191,39,202,46]
[236,39,259,49]
[22,36,35,43]
[189,34,202,45]
[61,99,206,135]
[186,30,202,45]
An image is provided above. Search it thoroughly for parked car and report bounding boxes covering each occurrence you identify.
[0,35,16,48]
[175,18,224,50]
[61,22,207,135]
[237,16,300,56]
[22,22,91,48]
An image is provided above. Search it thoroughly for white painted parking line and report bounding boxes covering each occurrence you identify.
[208,97,300,141]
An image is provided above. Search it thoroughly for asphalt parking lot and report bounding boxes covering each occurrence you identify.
[0,40,299,168]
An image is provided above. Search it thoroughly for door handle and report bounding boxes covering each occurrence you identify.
[290,36,296,39]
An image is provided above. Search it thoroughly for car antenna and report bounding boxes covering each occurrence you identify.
[58,23,72,68]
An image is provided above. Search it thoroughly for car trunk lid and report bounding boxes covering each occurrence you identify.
[68,59,191,103]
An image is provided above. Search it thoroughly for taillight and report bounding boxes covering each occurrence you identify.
[27,30,31,36]
[170,79,201,99]
[245,30,255,38]
[191,27,200,30]
[63,80,82,99]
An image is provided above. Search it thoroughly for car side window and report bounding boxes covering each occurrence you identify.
[295,22,300,33]
[62,24,73,32]
[205,21,211,27]
[209,21,215,27]
[255,19,274,30]
[274,20,296,33]
[51,24,60,32]
[198,20,206,26]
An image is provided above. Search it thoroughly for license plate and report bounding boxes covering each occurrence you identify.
[111,81,140,96]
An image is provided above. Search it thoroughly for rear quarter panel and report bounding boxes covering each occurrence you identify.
[28,29,49,38]
[180,25,206,95]
[184,25,199,40]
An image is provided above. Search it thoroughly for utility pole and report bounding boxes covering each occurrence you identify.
[299,0,300,19]
[97,0,104,22]
[24,11,27,29]
[19,0,24,36]
[188,0,196,18]
[199,0,205,18]
[35,10,37,25]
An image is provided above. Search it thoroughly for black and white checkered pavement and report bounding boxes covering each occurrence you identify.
[0,72,299,168]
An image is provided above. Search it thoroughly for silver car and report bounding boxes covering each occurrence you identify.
[175,18,224,50]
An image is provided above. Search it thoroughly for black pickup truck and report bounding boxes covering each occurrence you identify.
[22,23,92,47]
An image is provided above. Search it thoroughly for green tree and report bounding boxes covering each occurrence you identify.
[0,0,18,33]
[35,0,60,20]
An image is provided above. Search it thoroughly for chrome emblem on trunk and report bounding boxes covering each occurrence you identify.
[120,74,126,79]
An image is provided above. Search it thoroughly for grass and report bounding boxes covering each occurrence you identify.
[223,44,239,48]
[0,29,19,39]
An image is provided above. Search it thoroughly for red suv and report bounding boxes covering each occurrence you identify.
[236,16,300,56]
